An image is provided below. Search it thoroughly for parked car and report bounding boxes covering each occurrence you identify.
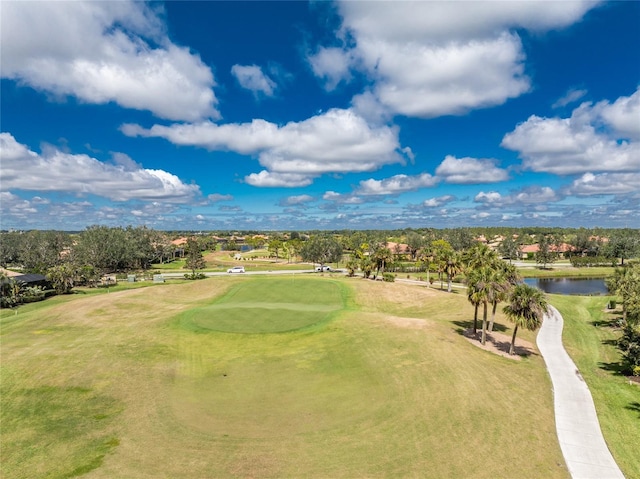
[227,266,245,273]
[315,265,331,272]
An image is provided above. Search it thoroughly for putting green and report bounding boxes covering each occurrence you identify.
[175,278,345,333]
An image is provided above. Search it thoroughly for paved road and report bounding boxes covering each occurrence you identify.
[537,306,625,479]
[160,269,348,279]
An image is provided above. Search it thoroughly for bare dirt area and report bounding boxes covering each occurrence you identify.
[462,328,537,361]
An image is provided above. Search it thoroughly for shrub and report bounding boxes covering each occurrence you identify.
[184,273,206,280]
[382,273,395,282]
[618,325,640,374]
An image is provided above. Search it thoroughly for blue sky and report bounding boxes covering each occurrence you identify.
[1,1,639,231]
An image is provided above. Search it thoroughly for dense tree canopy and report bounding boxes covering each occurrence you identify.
[300,235,343,268]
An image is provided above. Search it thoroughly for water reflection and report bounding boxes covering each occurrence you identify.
[523,277,608,296]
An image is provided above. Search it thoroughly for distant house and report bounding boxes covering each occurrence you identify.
[386,242,410,257]
[171,237,188,258]
[520,244,540,255]
[519,243,576,258]
[2,273,52,290]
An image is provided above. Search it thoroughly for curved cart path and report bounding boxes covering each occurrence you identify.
[537,306,625,479]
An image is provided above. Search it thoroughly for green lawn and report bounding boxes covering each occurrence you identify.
[174,278,345,333]
[1,277,568,478]
[550,295,640,479]
[518,266,614,278]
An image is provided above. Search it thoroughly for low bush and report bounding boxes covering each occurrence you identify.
[382,273,395,282]
[184,273,206,280]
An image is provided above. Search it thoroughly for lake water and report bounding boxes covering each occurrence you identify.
[523,277,608,296]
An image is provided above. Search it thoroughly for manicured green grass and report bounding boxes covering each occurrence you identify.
[550,295,640,479]
[1,277,568,478]
[174,278,344,333]
[518,266,614,278]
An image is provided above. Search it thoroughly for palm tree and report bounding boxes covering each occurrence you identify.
[418,246,435,287]
[503,284,549,355]
[466,269,485,334]
[464,243,497,271]
[487,262,522,333]
[443,249,463,293]
[373,245,394,278]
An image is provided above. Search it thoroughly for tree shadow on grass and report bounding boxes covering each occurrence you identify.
[452,320,537,358]
[452,320,507,335]
[591,317,623,328]
[625,402,640,419]
[598,361,627,376]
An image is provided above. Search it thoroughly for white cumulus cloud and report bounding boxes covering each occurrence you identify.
[356,173,438,196]
[435,155,509,184]
[231,64,276,97]
[0,132,201,202]
[502,88,640,174]
[421,195,456,208]
[279,195,315,206]
[0,1,218,121]
[124,108,406,185]
[474,186,560,206]
[307,1,599,119]
[244,171,313,188]
[565,172,640,196]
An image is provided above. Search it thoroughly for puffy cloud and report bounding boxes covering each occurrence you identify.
[474,186,560,206]
[231,64,276,97]
[310,1,598,119]
[124,108,406,183]
[0,192,38,217]
[565,172,640,196]
[207,193,234,203]
[356,173,437,196]
[474,191,503,204]
[244,171,313,188]
[354,33,530,119]
[336,1,599,43]
[435,155,509,184]
[322,191,364,205]
[595,88,640,140]
[421,195,456,208]
[307,47,354,91]
[0,1,217,121]
[0,132,200,202]
[502,88,640,174]
[279,195,315,207]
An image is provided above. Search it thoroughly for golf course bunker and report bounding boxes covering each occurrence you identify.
[176,278,345,333]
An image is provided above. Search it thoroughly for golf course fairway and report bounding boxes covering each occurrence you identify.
[1,276,569,478]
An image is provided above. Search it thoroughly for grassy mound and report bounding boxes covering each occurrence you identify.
[175,278,344,333]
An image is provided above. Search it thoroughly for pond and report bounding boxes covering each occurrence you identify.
[523,277,609,296]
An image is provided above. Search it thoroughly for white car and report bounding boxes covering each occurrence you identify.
[227,266,245,273]
[315,265,331,272]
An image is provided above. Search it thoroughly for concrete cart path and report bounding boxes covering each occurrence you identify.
[537,306,625,479]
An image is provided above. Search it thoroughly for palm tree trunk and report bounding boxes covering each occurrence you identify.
[473,304,478,334]
[447,274,452,293]
[481,302,488,345]
[488,302,497,332]
[509,324,519,355]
